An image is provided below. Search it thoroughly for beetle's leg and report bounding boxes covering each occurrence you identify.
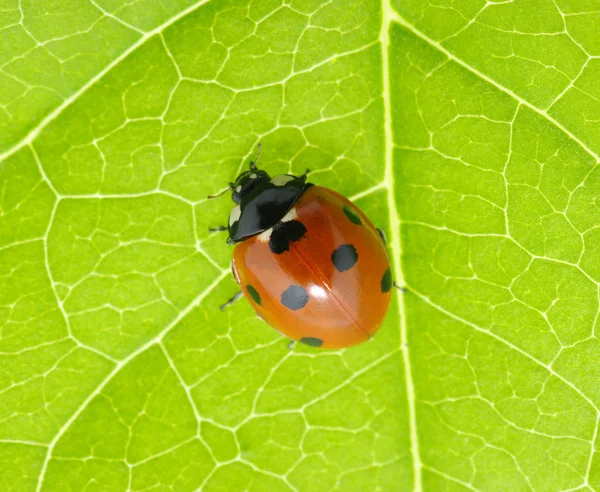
[393,282,407,293]
[209,225,228,233]
[230,259,242,285]
[299,169,311,182]
[287,340,295,350]
[207,183,234,200]
[377,228,387,244]
[219,291,243,311]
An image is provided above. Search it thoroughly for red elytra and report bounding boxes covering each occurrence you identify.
[216,149,392,349]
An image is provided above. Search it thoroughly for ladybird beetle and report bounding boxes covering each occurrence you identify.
[211,146,392,349]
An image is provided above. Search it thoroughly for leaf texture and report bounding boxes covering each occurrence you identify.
[1,0,600,490]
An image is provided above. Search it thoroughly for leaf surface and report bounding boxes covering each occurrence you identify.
[1,0,600,490]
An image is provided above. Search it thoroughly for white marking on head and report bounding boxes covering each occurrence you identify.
[235,185,241,193]
[271,174,295,186]
[250,173,257,179]
[229,205,241,226]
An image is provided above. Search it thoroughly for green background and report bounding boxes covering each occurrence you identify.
[2,0,600,490]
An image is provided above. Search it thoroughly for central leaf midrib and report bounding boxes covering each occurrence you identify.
[381,2,423,491]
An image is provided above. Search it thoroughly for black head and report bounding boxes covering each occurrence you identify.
[208,145,311,243]
[226,148,311,243]
[231,169,271,205]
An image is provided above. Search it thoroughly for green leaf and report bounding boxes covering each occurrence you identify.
[1,0,599,490]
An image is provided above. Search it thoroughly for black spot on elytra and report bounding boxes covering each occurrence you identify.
[343,205,362,225]
[246,284,261,305]
[281,285,309,310]
[269,220,306,254]
[299,337,323,347]
[331,244,358,272]
[381,268,392,293]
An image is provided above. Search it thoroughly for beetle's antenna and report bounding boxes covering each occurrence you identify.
[249,143,262,172]
[207,183,234,200]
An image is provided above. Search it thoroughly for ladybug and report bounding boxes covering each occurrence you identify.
[211,146,393,349]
